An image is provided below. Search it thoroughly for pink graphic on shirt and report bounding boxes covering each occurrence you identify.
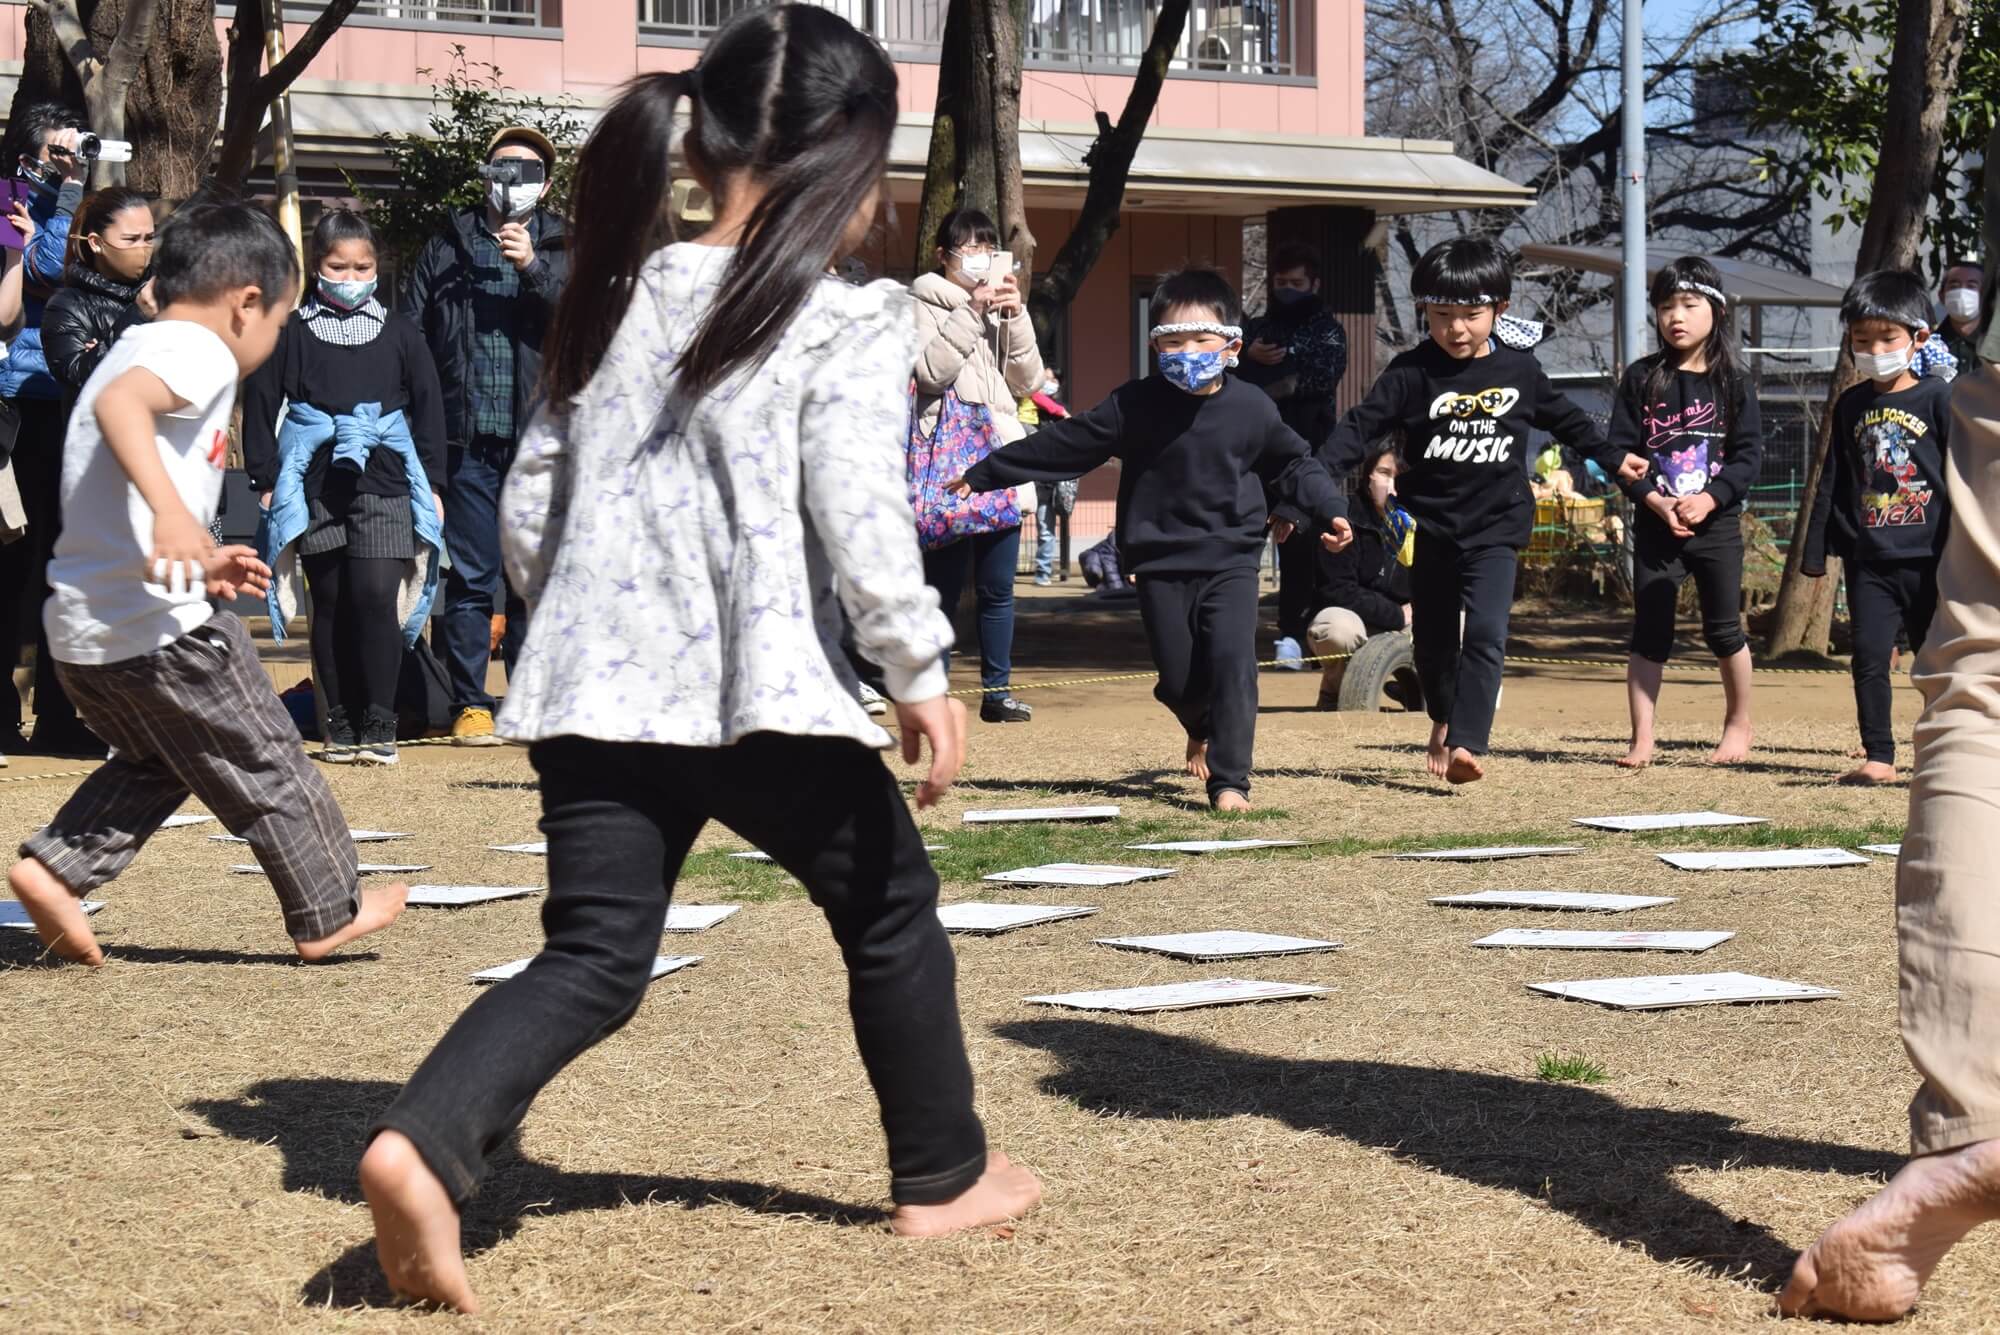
[1645,396,1717,496]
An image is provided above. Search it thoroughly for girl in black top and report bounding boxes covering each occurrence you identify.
[1609,256,1763,769]
[243,210,445,765]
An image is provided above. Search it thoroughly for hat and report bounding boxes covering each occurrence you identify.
[487,125,556,168]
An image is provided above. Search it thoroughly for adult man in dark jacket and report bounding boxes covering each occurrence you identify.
[403,125,568,744]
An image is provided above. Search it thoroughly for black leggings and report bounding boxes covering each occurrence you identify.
[1137,566,1261,800]
[1848,558,1938,764]
[301,552,403,722]
[1630,515,1748,663]
[371,733,988,1207]
[1410,537,1515,756]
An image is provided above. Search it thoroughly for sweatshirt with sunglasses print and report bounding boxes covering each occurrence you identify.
[1312,340,1625,549]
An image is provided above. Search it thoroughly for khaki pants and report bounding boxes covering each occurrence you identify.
[1307,607,1369,701]
[1902,365,2000,1155]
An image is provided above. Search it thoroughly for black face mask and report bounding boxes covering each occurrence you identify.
[1272,286,1315,309]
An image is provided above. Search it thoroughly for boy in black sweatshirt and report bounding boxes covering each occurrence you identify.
[1310,239,1647,784]
[1801,269,1954,784]
[953,270,1351,810]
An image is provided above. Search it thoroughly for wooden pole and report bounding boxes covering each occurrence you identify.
[260,0,303,291]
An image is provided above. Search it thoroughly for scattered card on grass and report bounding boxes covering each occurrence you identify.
[1024,977,1332,1013]
[731,846,943,862]
[1430,890,1677,913]
[963,806,1119,825]
[937,903,1099,934]
[1859,843,1903,856]
[1389,845,1585,862]
[1,899,104,928]
[232,863,430,875]
[489,842,548,855]
[1572,812,1768,832]
[664,904,740,932]
[213,829,409,845]
[1526,971,1840,1010]
[1095,931,1341,961]
[473,954,702,984]
[983,863,1175,888]
[1657,848,1870,872]
[1124,839,1311,854]
[156,812,213,830]
[405,885,542,907]
[1473,928,1733,953]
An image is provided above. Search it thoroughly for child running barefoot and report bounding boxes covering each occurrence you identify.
[7,201,408,965]
[1611,257,1763,768]
[1800,270,1954,786]
[952,270,1351,812]
[359,14,1039,1313]
[1316,239,1648,784]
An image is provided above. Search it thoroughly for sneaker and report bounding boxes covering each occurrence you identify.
[1272,636,1306,671]
[857,682,889,717]
[1033,574,1054,587]
[452,706,501,746]
[356,708,399,766]
[980,695,1034,724]
[321,706,358,764]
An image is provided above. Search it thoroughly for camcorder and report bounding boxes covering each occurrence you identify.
[77,135,133,164]
[479,158,547,187]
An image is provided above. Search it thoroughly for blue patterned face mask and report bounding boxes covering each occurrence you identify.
[318,276,377,311]
[1158,347,1233,393]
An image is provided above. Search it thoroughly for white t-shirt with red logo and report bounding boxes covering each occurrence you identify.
[46,320,241,665]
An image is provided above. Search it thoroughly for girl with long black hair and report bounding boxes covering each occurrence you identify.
[1610,255,1762,768]
[357,10,1039,1310]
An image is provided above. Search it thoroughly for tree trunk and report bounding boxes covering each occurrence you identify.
[1764,0,1968,657]
[988,0,1034,271]
[1026,0,1191,349]
[216,0,361,189]
[914,0,975,272]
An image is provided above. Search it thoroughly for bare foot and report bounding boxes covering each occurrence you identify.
[1212,789,1252,813]
[1445,747,1485,786]
[1779,1138,2000,1321]
[1838,761,1897,787]
[1426,721,1449,777]
[1185,737,1210,782]
[1617,735,1654,769]
[891,1152,1043,1238]
[7,858,103,965]
[295,883,409,962]
[1709,723,1753,766]
[360,1130,480,1313]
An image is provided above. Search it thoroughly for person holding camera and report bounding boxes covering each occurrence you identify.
[402,125,568,746]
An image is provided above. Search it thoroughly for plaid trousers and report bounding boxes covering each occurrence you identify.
[20,614,359,941]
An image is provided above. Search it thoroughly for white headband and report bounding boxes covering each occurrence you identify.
[1149,320,1243,341]
[1675,279,1728,307]
[1414,294,1498,307]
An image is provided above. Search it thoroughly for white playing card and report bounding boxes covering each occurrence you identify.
[1572,812,1768,832]
[488,842,548,855]
[213,829,409,845]
[1123,839,1311,853]
[156,813,214,830]
[1390,845,1585,862]
[1858,843,1902,856]
[664,904,740,932]
[937,903,1100,934]
[1429,890,1677,913]
[0,899,104,928]
[1024,978,1332,1012]
[1094,930,1341,961]
[1656,848,1871,872]
[1473,928,1733,952]
[405,885,542,907]
[1525,971,1840,1010]
[982,863,1175,888]
[963,806,1120,824]
[474,954,702,984]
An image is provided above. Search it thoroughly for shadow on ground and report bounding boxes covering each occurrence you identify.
[996,1017,1900,1289]
[186,1078,885,1309]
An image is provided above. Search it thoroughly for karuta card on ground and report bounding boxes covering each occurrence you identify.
[488,842,548,855]
[1094,930,1342,961]
[213,829,409,845]
[1525,971,1840,1010]
[1656,848,1871,872]
[1023,977,1333,1013]
[962,806,1120,824]
[1571,812,1768,832]
[1389,845,1585,862]
[1859,843,1903,856]
[664,904,740,932]
[982,863,1175,888]
[0,900,104,928]
[1429,890,1677,913]
[156,812,214,829]
[473,955,702,984]
[937,903,1100,934]
[1472,928,1733,952]
[405,885,543,907]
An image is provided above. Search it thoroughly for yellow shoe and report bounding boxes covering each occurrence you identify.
[452,707,501,747]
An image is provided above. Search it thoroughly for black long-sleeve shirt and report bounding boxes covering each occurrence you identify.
[1315,341,1626,549]
[962,373,1346,576]
[240,312,447,497]
[1801,376,1952,574]
[1609,358,1764,534]
[1312,505,1410,632]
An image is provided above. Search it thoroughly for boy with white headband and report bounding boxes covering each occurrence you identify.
[1307,237,1649,785]
[1801,268,1955,785]
[951,269,1351,810]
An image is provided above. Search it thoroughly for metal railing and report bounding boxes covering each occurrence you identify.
[285,0,558,28]
[638,0,1308,77]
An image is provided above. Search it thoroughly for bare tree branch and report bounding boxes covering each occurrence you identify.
[24,0,99,85]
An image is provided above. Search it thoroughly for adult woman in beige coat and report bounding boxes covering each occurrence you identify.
[911,209,1045,724]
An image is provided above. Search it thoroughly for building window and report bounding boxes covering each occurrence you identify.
[286,1,561,29]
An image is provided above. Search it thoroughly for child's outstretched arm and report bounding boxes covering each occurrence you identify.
[95,367,214,592]
[1314,367,1411,480]
[949,389,1127,496]
[1535,369,1646,483]
[1257,419,1351,551]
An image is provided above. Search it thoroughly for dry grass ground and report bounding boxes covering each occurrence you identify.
[0,589,1988,1333]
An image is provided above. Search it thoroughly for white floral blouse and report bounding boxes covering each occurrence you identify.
[496,244,953,749]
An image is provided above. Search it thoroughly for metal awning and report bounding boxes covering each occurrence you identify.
[1518,243,1844,308]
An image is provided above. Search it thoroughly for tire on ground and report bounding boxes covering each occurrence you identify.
[1334,628,1423,713]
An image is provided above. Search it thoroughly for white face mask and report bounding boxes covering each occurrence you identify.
[490,180,544,221]
[1945,288,1981,321]
[1853,347,1913,381]
[954,251,992,280]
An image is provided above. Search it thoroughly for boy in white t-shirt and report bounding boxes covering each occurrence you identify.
[8,202,408,965]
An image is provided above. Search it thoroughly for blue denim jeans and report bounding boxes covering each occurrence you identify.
[441,437,527,712]
[1034,495,1058,578]
[922,525,1019,699]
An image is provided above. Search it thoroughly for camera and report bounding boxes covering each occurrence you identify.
[479,158,546,187]
[77,134,133,164]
